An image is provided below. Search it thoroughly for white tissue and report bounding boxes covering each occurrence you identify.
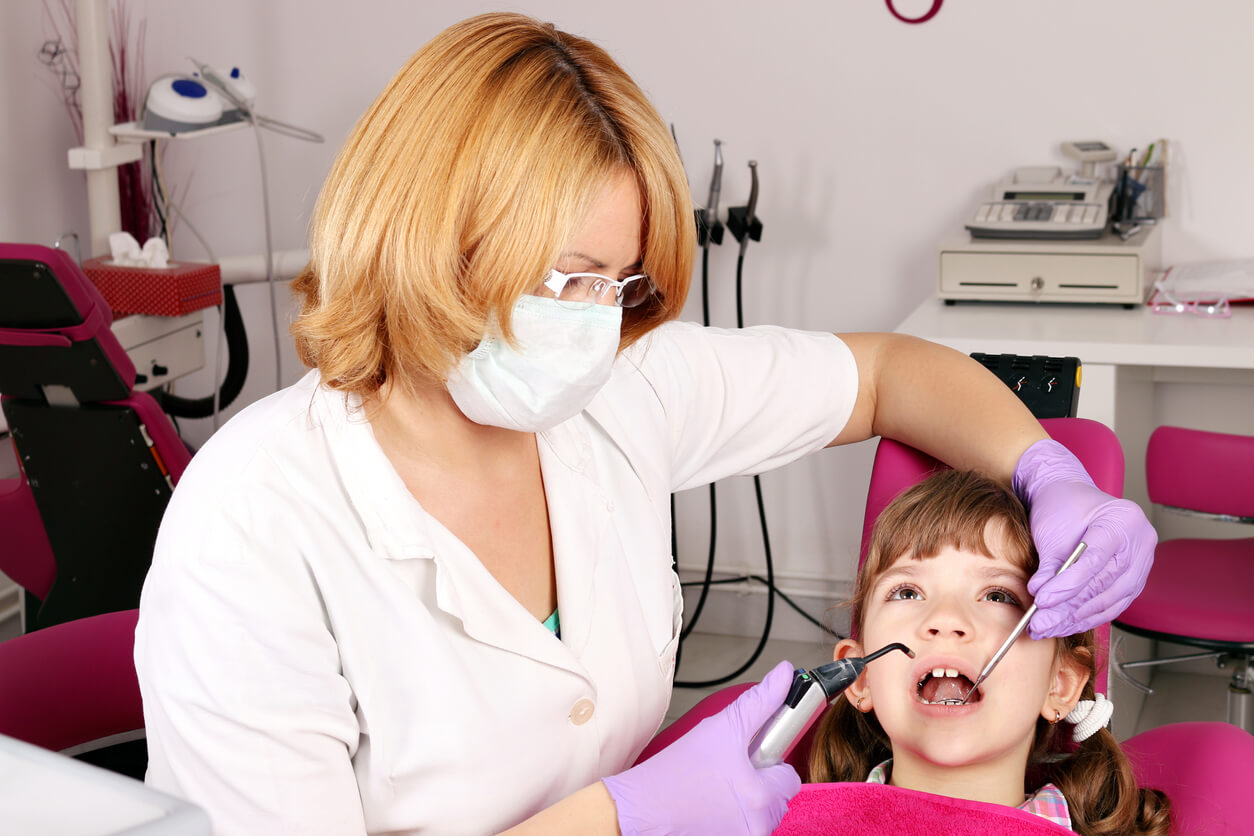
[108,232,170,268]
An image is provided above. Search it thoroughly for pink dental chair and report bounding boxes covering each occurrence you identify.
[0,608,146,779]
[1113,425,1254,732]
[643,419,1254,833]
[0,243,191,632]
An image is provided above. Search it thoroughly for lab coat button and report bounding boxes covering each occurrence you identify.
[570,698,596,725]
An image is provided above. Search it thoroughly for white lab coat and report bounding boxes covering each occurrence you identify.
[135,320,857,835]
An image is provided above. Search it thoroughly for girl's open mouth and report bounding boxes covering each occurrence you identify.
[916,667,982,705]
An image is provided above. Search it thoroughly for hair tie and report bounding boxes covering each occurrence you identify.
[1065,693,1113,742]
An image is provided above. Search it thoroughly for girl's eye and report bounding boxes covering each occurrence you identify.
[886,584,922,601]
[984,588,1022,606]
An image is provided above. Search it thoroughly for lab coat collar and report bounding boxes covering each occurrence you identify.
[323,381,610,674]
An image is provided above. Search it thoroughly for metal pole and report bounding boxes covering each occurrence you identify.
[76,0,122,256]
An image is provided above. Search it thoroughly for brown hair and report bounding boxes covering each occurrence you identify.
[809,470,1171,836]
[291,12,694,397]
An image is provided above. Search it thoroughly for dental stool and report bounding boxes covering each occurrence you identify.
[0,608,146,779]
[1113,425,1254,732]
[0,243,191,631]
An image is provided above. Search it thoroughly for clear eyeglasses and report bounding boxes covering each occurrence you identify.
[539,268,656,309]
[1148,291,1232,319]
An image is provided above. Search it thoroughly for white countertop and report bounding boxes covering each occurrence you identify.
[0,734,209,835]
[896,298,1254,369]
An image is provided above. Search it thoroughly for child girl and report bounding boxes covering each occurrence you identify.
[809,470,1171,835]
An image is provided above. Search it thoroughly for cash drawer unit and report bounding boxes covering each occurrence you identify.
[938,227,1160,306]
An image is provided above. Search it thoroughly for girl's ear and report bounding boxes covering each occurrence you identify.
[1040,649,1090,723]
[835,638,873,711]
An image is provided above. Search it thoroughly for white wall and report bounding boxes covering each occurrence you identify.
[3,0,1252,637]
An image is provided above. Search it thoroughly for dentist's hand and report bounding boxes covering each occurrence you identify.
[1014,439,1157,639]
[603,660,801,836]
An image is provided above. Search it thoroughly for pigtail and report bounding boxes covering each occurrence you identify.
[807,694,891,784]
[1029,670,1173,836]
[1032,726,1170,836]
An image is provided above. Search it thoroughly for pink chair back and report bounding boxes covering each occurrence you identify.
[1146,426,1254,519]
[860,418,1125,562]
[0,609,142,753]
[858,418,1123,693]
[1123,721,1254,835]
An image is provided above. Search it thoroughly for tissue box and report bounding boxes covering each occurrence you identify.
[82,256,222,317]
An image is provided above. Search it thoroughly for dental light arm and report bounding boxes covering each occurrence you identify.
[748,643,914,768]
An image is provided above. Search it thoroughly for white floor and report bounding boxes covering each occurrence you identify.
[666,630,1242,740]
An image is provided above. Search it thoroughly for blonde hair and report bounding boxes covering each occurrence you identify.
[809,470,1171,836]
[291,12,694,396]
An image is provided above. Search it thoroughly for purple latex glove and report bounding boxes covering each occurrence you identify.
[603,660,801,836]
[1014,438,1157,639]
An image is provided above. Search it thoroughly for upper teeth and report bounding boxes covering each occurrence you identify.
[934,667,959,678]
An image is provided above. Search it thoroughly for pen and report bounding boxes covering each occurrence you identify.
[1140,143,1155,168]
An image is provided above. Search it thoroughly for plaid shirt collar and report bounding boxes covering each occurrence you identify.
[866,760,1072,830]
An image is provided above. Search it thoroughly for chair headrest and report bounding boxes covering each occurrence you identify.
[0,243,136,401]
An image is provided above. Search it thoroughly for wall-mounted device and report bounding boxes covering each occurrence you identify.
[142,65,257,135]
[965,141,1118,241]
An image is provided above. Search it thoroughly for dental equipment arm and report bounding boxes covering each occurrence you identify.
[748,643,914,768]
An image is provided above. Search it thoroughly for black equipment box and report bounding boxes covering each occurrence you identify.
[970,353,1082,419]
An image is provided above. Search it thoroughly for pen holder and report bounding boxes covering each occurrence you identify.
[1112,165,1166,224]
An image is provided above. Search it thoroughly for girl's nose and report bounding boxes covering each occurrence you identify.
[922,600,973,638]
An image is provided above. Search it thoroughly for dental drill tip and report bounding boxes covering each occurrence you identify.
[862,642,914,663]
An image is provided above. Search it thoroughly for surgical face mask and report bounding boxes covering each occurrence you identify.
[446,295,623,432]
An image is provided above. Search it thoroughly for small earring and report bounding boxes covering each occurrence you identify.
[856,696,867,712]
[1050,709,1061,725]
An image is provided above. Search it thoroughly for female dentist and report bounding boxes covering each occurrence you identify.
[134,12,1155,835]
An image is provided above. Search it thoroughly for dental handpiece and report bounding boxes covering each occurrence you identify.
[748,643,914,768]
[704,139,723,241]
[738,160,759,257]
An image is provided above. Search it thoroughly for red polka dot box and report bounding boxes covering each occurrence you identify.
[82,257,222,318]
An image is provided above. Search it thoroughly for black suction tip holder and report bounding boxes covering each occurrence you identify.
[725,206,762,244]
[696,208,725,247]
